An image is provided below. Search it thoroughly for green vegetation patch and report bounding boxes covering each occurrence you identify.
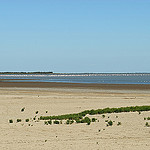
[40,106,150,124]
[9,105,150,126]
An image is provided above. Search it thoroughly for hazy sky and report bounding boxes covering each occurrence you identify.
[0,0,150,73]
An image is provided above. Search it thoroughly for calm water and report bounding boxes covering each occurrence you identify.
[1,73,150,84]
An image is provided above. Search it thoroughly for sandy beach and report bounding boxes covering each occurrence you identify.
[1,82,150,150]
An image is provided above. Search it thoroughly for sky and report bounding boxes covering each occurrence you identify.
[0,0,150,73]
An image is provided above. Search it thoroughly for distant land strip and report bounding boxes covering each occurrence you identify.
[0,72,53,74]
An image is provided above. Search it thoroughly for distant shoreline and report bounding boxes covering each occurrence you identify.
[0,72,53,74]
[0,81,150,90]
[1,72,150,74]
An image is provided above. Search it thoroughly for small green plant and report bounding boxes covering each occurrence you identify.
[25,119,29,122]
[21,107,25,112]
[54,120,59,124]
[48,120,52,125]
[117,122,121,126]
[92,118,96,122]
[81,117,91,125]
[36,111,38,114]
[107,120,113,126]
[116,116,118,118]
[147,117,150,120]
[87,122,91,125]
[44,121,48,125]
[66,120,70,124]
[9,119,13,123]
[105,120,108,122]
[102,115,105,118]
[144,117,146,120]
[145,122,150,127]
[17,119,21,123]
[46,111,48,113]
[138,111,141,114]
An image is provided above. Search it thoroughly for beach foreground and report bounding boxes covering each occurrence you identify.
[0,83,150,150]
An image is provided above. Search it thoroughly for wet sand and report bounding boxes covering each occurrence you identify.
[1,81,150,90]
[0,82,150,149]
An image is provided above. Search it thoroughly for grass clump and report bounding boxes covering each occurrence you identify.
[66,120,70,124]
[48,120,52,125]
[54,120,59,124]
[44,121,48,125]
[144,117,150,120]
[36,111,38,114]
[75,119,81,123]
[92,118,96,122]
[102,115,105,118]
[117,122,121,126]
[21,107,25,112]
[145,122,150,127]
[25,119,29,122]
[66,119,74,125]
[107,120,113,126]
[147,117,150,120]
[9,119,13,123]
[81,117,91,125]
[17,119,21,123]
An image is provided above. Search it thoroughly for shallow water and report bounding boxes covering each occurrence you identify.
[1,73,150,84]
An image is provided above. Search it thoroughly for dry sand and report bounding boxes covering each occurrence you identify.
[1,82,150,150]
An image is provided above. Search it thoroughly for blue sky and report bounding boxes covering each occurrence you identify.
[0,0,150,73]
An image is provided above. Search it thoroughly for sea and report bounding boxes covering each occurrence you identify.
[1,73,150,84]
